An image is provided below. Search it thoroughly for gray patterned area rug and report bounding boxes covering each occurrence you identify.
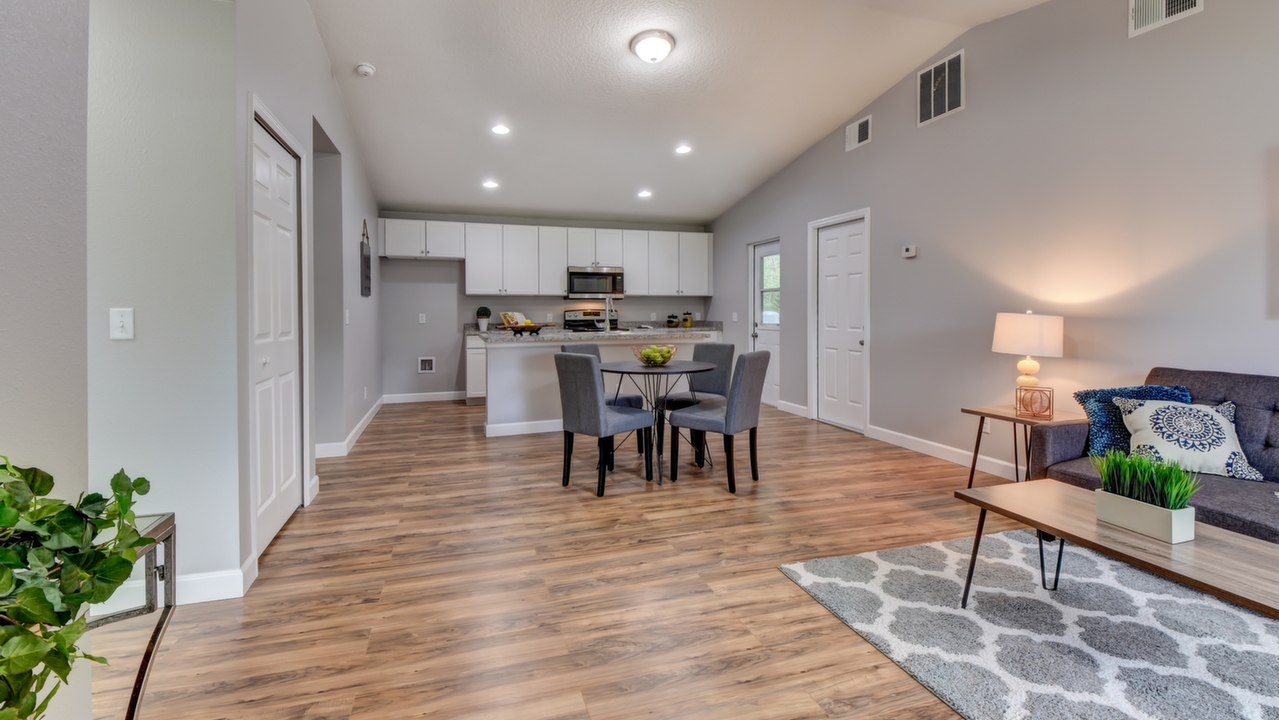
[781,530,1279,720]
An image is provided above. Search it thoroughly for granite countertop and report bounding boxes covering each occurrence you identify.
[467,321,721,345]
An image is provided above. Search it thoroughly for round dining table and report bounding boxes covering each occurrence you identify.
[599,360,715,484]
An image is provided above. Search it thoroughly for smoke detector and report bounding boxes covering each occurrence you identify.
[354,63,376,78]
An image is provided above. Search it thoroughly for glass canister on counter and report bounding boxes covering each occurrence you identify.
[666,314,680,328]
[681,312,694,328]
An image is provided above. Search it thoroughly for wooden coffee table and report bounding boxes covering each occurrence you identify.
[954,480,1279,619]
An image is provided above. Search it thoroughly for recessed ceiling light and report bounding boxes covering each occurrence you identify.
[491,124,510,135]
[675,144,692,154]
[630,30,675,64]
[354,63,376,77]
[638,190,652,198]
[483,180,499,189]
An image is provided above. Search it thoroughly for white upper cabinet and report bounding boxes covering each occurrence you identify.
[461,222,711,297]
[622,230,649,296]
[538,227,568,296]
[501,225,541,295]
[425,221,465,259]
[678,232,712,296]
[566,228,596,267]
[648,231,680,296]
[464,224,503,295]
[595,229,624,267]
[384,218,426,258]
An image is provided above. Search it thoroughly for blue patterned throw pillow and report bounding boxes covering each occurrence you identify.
[1073,384,1192,456]
[1114,398,1265,481]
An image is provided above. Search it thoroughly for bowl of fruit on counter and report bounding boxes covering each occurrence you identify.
[634,345,677,366]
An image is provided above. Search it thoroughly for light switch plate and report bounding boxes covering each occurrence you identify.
[732,312,738,322]
[109,308,134,340]
[418,314,426,324]
[901,245,918,258]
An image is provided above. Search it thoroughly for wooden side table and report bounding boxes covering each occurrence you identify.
[961,405,1085,487]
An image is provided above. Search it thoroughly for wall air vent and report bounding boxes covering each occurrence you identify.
[918,50,963,127]
[845,116,871,152]
[1130,0,1201,37]
[418,357,435,374]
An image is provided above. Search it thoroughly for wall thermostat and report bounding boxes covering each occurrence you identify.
[901,245,918,259]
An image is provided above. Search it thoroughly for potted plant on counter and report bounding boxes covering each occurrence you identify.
[0,454,153,718]
[1092,451,1201,543]
[476,306,491,332]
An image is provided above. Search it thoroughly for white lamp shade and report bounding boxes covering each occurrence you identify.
[992,312,1063,358]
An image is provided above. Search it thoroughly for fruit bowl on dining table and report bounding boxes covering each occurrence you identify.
[634,345,677,366]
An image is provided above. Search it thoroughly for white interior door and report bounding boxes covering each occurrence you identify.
[817,219,866,431]
[251,121,303,552]
[752,241,781,406]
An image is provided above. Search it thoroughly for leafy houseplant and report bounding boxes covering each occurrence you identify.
[476,306,491,331]
[0,456,153,720]
[1092,451,1201,543]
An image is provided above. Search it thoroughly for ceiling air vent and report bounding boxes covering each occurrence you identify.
[845,116,871,152]
[1130,0,1202,37]
[918,50,963,127]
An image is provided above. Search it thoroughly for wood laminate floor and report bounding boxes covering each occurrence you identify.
[91,402,1020,719]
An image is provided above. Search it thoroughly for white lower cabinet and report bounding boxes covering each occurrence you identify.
[466,336,486,402]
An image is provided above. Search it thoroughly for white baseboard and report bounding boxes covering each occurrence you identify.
[865,424,1017,481]
[383,391,466,404]
[90,563,248,617]
[485,419,563,437]
[777,400,810,418]
[304,473,320,506]
[241,553,259,594]
[315,396,385,458]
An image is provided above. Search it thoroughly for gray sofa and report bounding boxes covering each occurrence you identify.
[1030,367,1279,543]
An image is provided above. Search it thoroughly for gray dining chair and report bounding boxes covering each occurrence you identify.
[657,342,734,464]
[555,353,654,496]
[562,342,647,455]
[668,351,770,493]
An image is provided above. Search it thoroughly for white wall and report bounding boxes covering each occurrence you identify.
[235,0,381,561]
[709,0,1279,462]
[1,3,93,716]
[88,0,241,598]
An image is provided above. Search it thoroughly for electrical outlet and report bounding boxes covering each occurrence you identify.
[732,312,738,322]
[418,314,426,324]
[546,313,553,322]
[650,313,657,321]
[695,312,701,321]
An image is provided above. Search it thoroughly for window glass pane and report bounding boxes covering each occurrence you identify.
[761,254,780,290]
[761,290,780,324]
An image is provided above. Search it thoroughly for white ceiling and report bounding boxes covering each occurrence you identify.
[309,0,1048,225]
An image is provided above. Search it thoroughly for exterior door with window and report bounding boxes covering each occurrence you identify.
[752,241,781,407]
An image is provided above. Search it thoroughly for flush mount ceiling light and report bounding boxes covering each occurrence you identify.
[675,144,692,154]
[354,63,376,77]
[482,180,499,189]
[637,190,652,198]
[491,124,510,135]
[630,30,675,64]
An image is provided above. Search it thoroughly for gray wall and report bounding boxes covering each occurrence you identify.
[1,2,93,716]
[709,0,1279,461]
[381,258,709,395]
[87,0,240,583]
[313,122,345,444]
[236,0,382,558]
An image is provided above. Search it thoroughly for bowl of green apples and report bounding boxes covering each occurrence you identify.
[633,344,677,366]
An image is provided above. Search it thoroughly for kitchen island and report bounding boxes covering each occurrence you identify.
[475,326,721,437]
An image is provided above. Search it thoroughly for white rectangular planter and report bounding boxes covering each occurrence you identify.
[1095,490,1195,544]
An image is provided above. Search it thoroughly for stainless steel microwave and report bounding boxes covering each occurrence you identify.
[566,266,624,299]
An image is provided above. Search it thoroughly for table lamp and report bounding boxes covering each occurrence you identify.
[992,311,1064,418]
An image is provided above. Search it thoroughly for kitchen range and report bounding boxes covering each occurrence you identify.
[563,309,627,333]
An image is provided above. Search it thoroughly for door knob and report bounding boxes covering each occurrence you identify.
[751,333,758,338]
[859,340,865,346]
[262,356,270,366]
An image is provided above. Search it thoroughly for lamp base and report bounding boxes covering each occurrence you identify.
[1016,386,1054,419]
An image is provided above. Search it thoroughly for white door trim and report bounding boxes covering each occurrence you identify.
[246,93,314,576]
[806,208,871,426]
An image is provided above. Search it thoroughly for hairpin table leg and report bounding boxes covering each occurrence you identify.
[961,508,987,609]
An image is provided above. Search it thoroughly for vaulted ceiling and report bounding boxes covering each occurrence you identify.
[309,0,1048,225]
